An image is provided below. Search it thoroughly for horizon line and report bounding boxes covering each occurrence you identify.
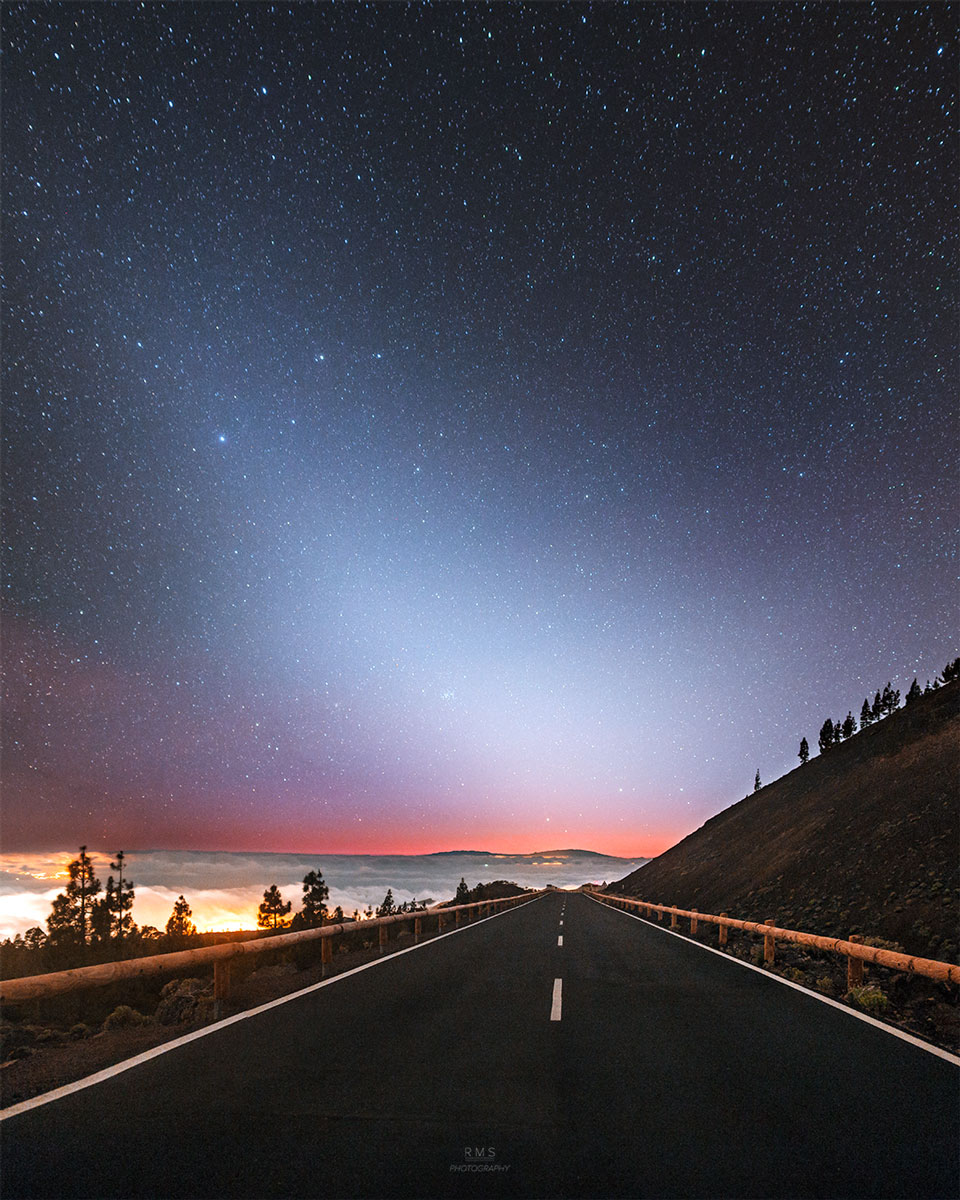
[1,845,654,860]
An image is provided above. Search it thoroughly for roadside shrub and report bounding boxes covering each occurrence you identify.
[103,1005,148,1031]
[815,975,836,996]
[1,1023,36,1057]
[863,937,905,953]
[155,977,213,1026]
[69,1023,92,1040]
[847,985,888,1014]
[34,1027,65,1044]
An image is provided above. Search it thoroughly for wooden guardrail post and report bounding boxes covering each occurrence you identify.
[455,908,461,927]
[670,910,678,928]
[379,922,388,955]
[438,911,445,932]
[321,935,333,977]
[690,910,698,935]
[414,916,422,943]
[214,958,232,1019]
[847,934,864,990]
[764,919,776,964]
[657,908,663,921]
[718,914,728,946]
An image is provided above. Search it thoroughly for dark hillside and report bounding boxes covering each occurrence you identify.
[610,681,959,962]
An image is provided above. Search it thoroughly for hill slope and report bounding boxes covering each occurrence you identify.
[610,681,959,962]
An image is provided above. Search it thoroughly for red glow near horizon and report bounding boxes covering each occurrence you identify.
[0,812,684,861]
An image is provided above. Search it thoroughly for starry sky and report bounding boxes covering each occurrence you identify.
[2,3,956,859]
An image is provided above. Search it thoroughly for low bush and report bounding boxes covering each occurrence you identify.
[847,985,888,1014]
[103,1005,148,1031]
[155,977,213,1026]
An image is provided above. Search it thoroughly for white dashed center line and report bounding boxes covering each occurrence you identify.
[558,935,563,946]
[551,978,562,1021]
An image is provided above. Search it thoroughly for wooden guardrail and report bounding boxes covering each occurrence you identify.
[0,892,545,1007]
[589,892,960,988]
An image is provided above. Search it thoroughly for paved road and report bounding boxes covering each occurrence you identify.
[2,892,957,1199]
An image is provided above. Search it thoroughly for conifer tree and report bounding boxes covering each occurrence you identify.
[455,877,470,905]
[377,888,396,916]
[842,711,857,739]
[818,719,834,754]
[906,678,922,704]
[860,699,872,728]
[23,927,45,952]
[299,869,329,927]
[89,897,113,944]
[258,885,292,930]
[798,737,809,765]
[871,691,883,721]
[754,769,761,792]
[832,719,843,745]
[106,851,135,945]
[942,657,960,683]
[166,895,196,938]
[47,846,102,946]
[46,893,77,947]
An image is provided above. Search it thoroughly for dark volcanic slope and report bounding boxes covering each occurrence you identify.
[611,681,959,961]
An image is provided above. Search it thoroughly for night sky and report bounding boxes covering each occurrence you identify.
[3,3,956,858]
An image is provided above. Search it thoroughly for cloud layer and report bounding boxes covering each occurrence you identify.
[0,848,646,938]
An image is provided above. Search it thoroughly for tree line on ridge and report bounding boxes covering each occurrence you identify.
[1,856,429,977]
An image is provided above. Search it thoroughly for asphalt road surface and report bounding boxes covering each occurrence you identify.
[2,891,957,1199]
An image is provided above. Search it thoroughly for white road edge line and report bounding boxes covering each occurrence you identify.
[551,977,562,1021]
[0,895,549,1122]
[558,935,563,946]
[586,895,960,1066]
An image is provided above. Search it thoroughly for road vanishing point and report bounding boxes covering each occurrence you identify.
[2,891,957,1199]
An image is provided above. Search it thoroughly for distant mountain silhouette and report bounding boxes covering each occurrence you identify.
[527,849,638,858]
[609,680,959,962]
[428,849,644,860]
[427,850,497,857]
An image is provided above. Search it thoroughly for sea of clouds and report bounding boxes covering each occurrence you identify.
[0,848,648,938]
